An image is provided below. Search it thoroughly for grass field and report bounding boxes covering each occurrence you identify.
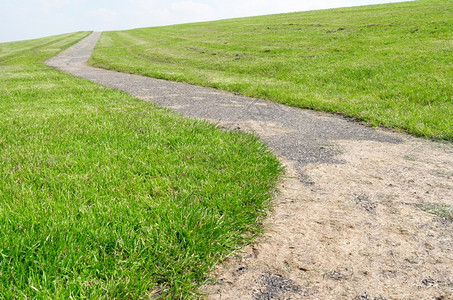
[91,0,453,140]
[0,33,281,298]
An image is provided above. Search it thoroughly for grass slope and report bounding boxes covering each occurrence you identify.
[91,0,453,140]
[0,33,281,298]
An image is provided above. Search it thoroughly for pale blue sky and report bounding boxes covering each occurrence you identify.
[0,0,409,43]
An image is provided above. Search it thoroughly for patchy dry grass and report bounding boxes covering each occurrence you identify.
[419,203,453,221]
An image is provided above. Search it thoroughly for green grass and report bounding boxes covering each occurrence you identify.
[0,33,281,298]
[419,203,453,221]
[91,0,453,140]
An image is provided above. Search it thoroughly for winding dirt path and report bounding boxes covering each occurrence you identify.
[46,32,453,299]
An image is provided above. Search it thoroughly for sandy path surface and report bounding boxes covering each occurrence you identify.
[203,139,453,300]
[46,32,453,299]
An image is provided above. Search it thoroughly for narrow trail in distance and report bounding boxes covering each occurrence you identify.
[46,32,453,299]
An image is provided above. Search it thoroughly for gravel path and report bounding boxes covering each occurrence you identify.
[46,32,399,171]
[46,32,453,299]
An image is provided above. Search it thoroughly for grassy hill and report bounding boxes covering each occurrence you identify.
[91,0,453,140]
[0,33,280,298]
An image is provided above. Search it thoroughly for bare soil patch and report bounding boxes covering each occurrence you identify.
[203,133,453,299]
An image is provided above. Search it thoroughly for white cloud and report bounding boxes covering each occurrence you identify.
[170,1,215,23]
[88,8,118,18]
[85,8,120,30]
[171,1,213,13]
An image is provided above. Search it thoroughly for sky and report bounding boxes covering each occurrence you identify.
[0,0,409,43]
